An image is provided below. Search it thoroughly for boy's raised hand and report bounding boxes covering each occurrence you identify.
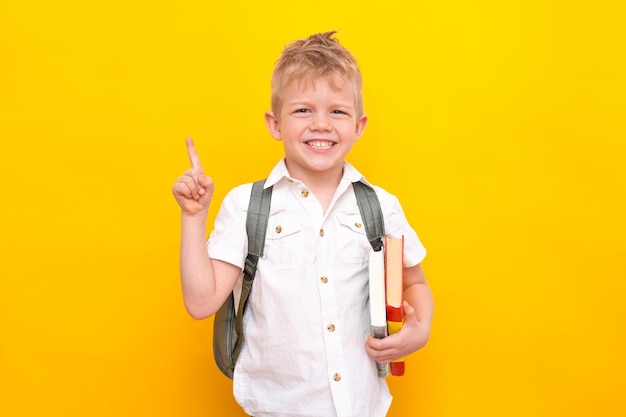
[172,137,215,216]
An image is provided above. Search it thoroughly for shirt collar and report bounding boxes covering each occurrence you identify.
[263,158,372,189]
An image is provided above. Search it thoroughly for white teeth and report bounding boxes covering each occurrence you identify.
[307,140,334,150]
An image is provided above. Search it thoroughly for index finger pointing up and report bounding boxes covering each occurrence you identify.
[186,136,204,172]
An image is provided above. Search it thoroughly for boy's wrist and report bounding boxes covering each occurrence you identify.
[181,210,209,224]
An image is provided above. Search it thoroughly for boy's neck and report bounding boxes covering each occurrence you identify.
[286,163,343,211]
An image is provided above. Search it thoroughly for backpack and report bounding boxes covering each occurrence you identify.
[212,179,384,379]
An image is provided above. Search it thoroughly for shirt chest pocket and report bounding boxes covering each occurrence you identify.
[336,213,370,265]
[264,213,304,270]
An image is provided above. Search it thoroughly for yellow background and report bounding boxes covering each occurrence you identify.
[1,1,625,416]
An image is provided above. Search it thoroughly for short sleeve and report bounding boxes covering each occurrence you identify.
[207,183,253,270]
[375,187,427,267]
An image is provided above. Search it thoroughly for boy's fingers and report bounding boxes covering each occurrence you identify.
[185,137,204,172]
[403,300,415,316]
[174,176,198,199]
[402,301,418,325]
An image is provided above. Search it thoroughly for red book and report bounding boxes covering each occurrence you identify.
[385,235,405,376]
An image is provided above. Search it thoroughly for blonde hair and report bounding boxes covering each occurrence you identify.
[270,31,364,118]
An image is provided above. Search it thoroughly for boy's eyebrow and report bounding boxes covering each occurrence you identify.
[284,99,355,109]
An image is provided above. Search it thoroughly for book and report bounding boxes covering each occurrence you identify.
[385,235,406,376]
[369,248,390,378]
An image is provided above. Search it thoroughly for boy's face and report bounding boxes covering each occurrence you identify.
[265,74,367,182]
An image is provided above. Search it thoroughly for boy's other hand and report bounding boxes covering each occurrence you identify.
[172,137,215,216]
[364,301,430,364]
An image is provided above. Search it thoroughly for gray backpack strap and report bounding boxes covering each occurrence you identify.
[230,179,272,371]
[353,181,385,252]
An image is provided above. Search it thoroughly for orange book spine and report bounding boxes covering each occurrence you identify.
[387,314,405,376]
[385,235,405,376]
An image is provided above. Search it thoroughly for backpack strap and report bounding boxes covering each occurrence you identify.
[352,181,385,252]
[230,179,272,369]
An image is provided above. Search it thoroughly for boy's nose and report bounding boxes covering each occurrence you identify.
[311,114,332,131]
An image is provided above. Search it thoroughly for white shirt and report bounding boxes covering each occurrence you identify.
[208,159,426,417]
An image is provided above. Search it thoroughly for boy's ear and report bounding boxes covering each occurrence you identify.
[265,111,282,140]
[354,114,368,140]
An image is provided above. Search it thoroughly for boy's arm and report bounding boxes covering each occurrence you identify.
[402,263,434,349]
[365,263,433,363]
[179,212,241,319]
[173,137,241,320]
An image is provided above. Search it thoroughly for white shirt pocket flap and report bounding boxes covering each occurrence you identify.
[266,213,302,240]
[336,213,367,235]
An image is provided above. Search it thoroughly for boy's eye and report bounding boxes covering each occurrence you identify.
[295,108,310,113]
[332,110,348,115]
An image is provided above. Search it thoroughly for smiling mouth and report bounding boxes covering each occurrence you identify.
[306,140,335,150]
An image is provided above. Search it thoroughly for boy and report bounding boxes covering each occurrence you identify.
[172,31,433,417]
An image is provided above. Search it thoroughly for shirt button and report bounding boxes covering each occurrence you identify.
[327,324,335,332]
[355,222,362,228]
[333,373,341,382]
[275,225,282,233]
[319,229,324,237]
[320,276,328,284]
[301,189,309,197]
